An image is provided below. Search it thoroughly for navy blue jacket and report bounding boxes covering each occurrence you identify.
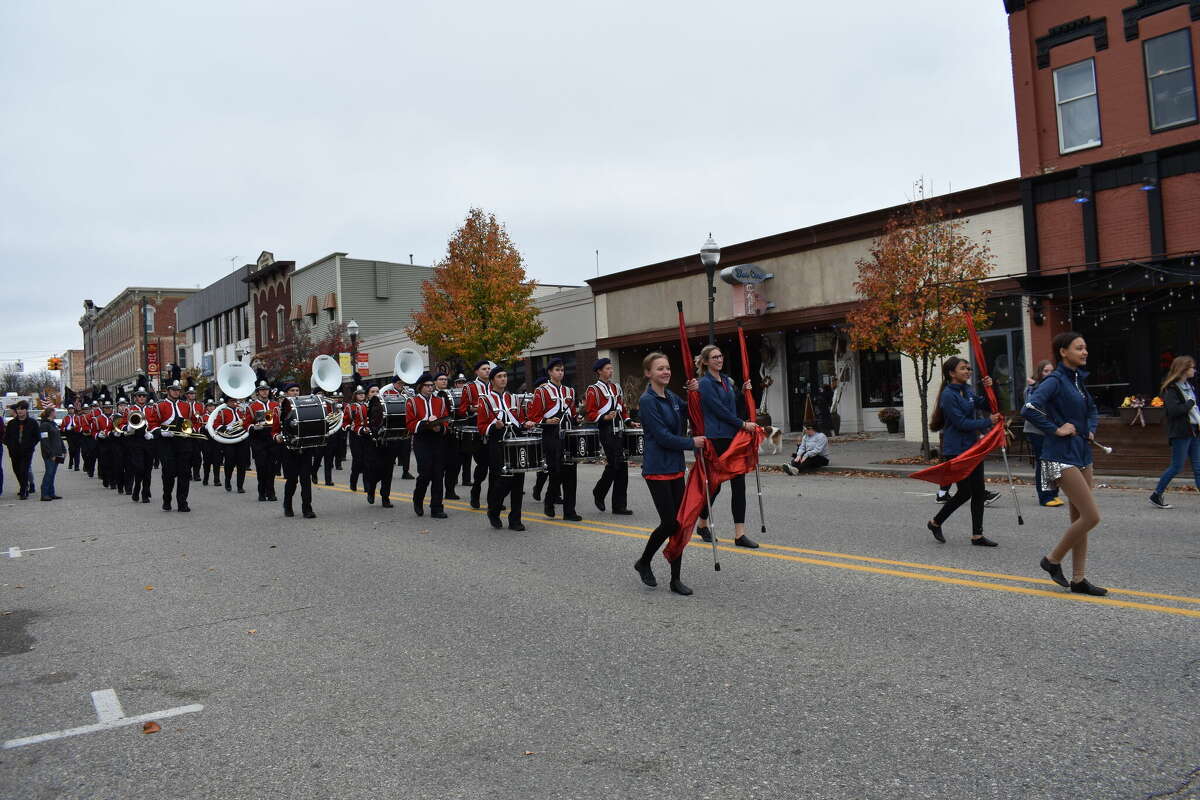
[1021,364,1098,468]
[699,372,742,440]
[638,388,695,476]
[939,383,992,457]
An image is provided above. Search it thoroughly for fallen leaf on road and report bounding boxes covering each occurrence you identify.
[269,545,277,549]
[523,751,537,756]
[144,586,154,591]
[247,629,257,635]
[142,722,161,734]
[418,529,430,534]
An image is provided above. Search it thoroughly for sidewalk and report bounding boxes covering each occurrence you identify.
[758,431,1183,491]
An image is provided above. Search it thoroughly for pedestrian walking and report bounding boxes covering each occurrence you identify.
[37,407,65,500]
[633,352,705,596]
[1023,331,1106,596]
[1024,360,1063,507]
[5,401,40,500]
[926,357,1001,546]
[1148,355,1200,509]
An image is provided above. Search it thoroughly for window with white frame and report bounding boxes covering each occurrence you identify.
[276,306,285,340]
[260,311,269,343]
[1054,58,1101,153]
[1145,30,1197,131]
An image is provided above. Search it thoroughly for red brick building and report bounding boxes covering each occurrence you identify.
[1005,0,1200,408]
[242,250,294,361]
[79,288,197,396]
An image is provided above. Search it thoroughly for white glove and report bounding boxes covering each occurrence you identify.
[144,431,153,440]
[40,431,48,439]
[161,429,174,438]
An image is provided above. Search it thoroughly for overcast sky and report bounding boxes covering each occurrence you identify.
[0,0,1018,369]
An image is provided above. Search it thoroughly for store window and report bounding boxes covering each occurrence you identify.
[1054,58,1101,153]
[859,350,902,408]
[1145,29,1196,131]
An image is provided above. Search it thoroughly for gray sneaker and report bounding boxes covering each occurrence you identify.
[782,464,797,476]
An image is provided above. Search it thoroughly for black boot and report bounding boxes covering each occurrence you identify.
[634,558,657,587]
[470,487,481,509]
[302,506,317,519]
[669,558,692,596]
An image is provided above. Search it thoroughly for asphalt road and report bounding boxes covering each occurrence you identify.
[1,462,1197,799]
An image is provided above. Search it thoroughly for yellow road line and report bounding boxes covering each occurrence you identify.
[251,472,1200,618]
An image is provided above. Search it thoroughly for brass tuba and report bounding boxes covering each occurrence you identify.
[311,355,344,436]
[206,359,256,444]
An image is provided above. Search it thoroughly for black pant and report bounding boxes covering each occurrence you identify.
[112,437,129,491]
[699,437,746,524]
[157,436,193,508]
[82,435,97,476]
[790,454,829,471]
[442,435,462,495]
[541,425,576,515]
[365,438,397,501]
[250,435,278,499]
[8,450,34,497]
[97,438,115,487]
[223,440,250,489]
[593,422,628,511]
[281,447,313,511]
[66,431,82,470]
[396,437,412,476]
[933,463,986,535]
[486,430,524,523]
[127,437,153,500]
[348,432,366,489]
[191,439,203,480]
[412,431,446,512]
[641,476,685,564]
[202,438,223,483]
[311,439,336,484]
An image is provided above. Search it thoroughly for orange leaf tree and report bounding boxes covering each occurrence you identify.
[847,193,994,458]
[407,208,545,366]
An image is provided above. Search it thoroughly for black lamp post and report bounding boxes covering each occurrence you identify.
[347,319,360,385]
[699,233,721,344]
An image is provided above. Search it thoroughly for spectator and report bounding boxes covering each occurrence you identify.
[38,406,66,500]
[782,423,830,474]
[4,401,40,500]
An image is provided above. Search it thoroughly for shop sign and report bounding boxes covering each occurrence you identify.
[720,264,773,285]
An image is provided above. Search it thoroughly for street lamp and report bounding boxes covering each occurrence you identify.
[347,319,360,383]
[699,233,721,344]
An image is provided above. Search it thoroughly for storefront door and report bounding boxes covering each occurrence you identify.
[786,332,835,431]
[977,328,1025,412]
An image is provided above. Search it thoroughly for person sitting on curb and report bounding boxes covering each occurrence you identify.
[782,423,830,475]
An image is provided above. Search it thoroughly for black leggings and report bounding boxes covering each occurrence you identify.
[933,463,985,535]
[641,476,685,563]
[698,437,745,524]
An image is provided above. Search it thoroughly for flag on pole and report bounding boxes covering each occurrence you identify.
[911,314,1004,486]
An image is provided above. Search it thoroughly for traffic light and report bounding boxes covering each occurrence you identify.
[47,357,63,371]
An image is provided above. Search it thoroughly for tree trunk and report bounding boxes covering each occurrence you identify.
[911,356,930,459]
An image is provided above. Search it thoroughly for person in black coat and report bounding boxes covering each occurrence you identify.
[4,401,40,500]
[38,407,66,500]
[1149,356,1200,509]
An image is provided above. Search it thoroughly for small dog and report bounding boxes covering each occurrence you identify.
[758,426,784,455]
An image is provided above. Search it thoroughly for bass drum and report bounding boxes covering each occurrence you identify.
[368,395,408,441]
[281,395,328,450]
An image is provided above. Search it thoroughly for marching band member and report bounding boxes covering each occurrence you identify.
[199,399,222,487]
[81,402,99,478]
[381,375,416,481]
[272,382,316,519]
[247,381,280,502]
[345,386,368,492]
[110,397,130,494]
[362,385,395,508]
[146,381,198,512]
[127,388,154,503]
[406,371,450,518]
[452,373,472,490]
[526,358,583,521]
[63,402,83,471]
[211,394,250,493]
[477,364,536,530]
[434,373,463,500]
[585,358,633,515]
[529,376,552,504]
[94,398,115,490]
[186,386,204,482]
[458,361,492,508]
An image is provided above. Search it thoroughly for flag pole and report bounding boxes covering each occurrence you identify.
[697,451,721,571]
[965,314,1024,527]
[678,300,720,571]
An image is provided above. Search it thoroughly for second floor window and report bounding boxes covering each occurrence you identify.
[1054,58,1101,154]
[1145,29,1196,132]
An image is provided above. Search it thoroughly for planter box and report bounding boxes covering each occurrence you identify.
[1119,407,1164,426]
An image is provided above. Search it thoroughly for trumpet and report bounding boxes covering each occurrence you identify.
[127,410,146,431]
[171,418,209,439]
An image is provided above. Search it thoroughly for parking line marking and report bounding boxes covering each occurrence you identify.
[3,689,203,750]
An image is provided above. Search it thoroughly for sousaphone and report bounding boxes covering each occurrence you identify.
[206,359,256,444]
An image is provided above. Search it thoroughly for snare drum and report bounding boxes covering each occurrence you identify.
[501,435,544,476]
[453,423,482,453]
[622,428,645,459]
[562,427,601,464]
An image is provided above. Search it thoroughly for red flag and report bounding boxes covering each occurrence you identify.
[911,314,1003,485]
[675,301,704,436]
[738,322,757,424]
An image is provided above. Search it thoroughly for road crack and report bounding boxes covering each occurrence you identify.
[1144,765,1200,799]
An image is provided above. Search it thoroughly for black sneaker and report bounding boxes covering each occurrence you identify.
[935,491,950,503]
[781,464,797,476]
[983,490,1001,507]
[970,535,998,547]
[1040,556,1069,587]
[696,527,714,543]
[1070,578,1107,596]
[1148,493,1173,509]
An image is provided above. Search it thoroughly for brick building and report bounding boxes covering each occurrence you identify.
[63,349,85,393]
[243,250,295,361]
[79,288,197,395]
[1004,0,1200,409]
